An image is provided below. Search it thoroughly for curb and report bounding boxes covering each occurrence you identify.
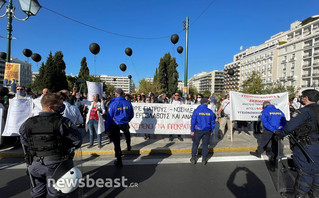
[0,147,258,158]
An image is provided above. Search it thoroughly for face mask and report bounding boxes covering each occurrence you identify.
[54,104,66,114]
[300,97,305,105]
[197,98,201,102]
[17,92,25,96]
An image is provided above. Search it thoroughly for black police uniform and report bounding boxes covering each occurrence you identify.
[279,103,319,197]
[19,112,82,198]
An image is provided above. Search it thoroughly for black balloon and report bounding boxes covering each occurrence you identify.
[31,53,41,62]
[228,69,235,76]
[113,78,116,81]
[177,46,183,54]
[0,52,6,60]
[171,34,179,44]
[120,64,127,72]
[128,75,132,79]
[125,48,133,56]
[89,43,100,55]
[23,49,32,57]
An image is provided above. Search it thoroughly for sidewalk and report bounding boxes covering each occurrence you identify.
[0,130,290,158]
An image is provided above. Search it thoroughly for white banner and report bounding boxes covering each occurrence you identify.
[87,81,103,101]
[2,98,33,136]
[130,103,198,134]
[229,91,290,121]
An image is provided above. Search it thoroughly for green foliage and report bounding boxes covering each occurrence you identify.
[242,72,300,98]
[241,71,264,94]
[156,52,179,95]
[105,83,116,95]
[189,86,198,96]
[66,75,77,91]
[201,90,211,98]
[31,51,68,92]
[138,78,163,95]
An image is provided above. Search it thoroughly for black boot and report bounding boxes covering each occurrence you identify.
[114,157,123,168]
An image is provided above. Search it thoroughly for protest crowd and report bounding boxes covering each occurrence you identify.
[2,83,319,198]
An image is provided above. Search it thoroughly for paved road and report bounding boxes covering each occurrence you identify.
[0,154,285,198]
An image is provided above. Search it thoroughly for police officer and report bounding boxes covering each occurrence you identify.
[276,89,319,198]
[19,93,82,198]
[105,88,134,167]
[190,98,216,165]
[250,101,287,164]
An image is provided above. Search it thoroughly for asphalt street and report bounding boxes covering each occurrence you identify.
[0,154,286,198]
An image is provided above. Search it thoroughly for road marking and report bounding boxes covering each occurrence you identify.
[1,155,267,169]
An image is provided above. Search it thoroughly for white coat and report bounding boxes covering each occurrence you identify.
[85,101,105,135]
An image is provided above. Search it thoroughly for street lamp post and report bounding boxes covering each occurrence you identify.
[0,0,41,62]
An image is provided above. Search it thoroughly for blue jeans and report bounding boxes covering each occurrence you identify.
[88,119,101,146]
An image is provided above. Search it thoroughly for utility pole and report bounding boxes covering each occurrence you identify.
[183,17,189,97]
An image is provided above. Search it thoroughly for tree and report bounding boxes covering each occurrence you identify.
[105,83,116,95]
[156,52,179,95]
[52,51,68,91]
[189,86,198,96]
[138,78,163,95]
[202,90,211,98]
[78,57,90,81]
[167,57,179,95]
[241,71,264,94]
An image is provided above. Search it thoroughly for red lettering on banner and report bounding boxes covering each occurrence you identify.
[166,123,191,130]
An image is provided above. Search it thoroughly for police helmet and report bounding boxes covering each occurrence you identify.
[53,166,82,194]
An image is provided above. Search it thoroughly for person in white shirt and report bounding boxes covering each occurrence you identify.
[58,92,83,126]
[217,94,231,139]
[169,93,184,141]
[32,88,49,116]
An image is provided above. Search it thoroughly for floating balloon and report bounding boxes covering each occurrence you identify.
[128,75,132,79]
[171,34,179,44]
[113,78,116,81]
[23,49,32,57]
[125,48,133,56]
[0,52,6,60]
[120,64,127,72]
[228,69,235,76]
[31,53,41,62]
[177,46,183,54]
[89,43,100,55]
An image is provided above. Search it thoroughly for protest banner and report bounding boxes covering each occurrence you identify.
[3,63,20,90]
[87,81,103,101]
[129,103,198,135]
[2,98,33,136]
[229,91,290,121]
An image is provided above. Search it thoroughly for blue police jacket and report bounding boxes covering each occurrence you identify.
[261,104,287,132]
[191,104,215,133]
[105,96,134,131]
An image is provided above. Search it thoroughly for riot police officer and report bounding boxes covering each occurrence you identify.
[105,88,134,167]
[276,89,319,198]
[190,98,216,165]
[19,93,82,198]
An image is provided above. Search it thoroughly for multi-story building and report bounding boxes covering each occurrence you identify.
[32,72,39,83]
[100,75,135,93]
[0,58,32,87]
[188,70,224,94]
[278,15,319,91]
[225,14,319,92]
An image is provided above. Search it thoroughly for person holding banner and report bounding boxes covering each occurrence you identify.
[105,88,134,167]
[217,94,231,139]
[250,101,287,164]
[190,98,215,165]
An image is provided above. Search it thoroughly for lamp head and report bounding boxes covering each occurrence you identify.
[18,0,41,16]
[0,0,6,10]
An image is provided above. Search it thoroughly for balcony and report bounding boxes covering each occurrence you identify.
[313,73,319,77]
[279,77,286,81]
[304,44,313,49]
[313,62,319,67]
[289,58,295,62]
[287,76,294,80]
[302,74,311,78]
[303,54,312,59]
[301,85,308,88]
[314,52,319,56]
[281,59,288,63]
[303,65,312,69]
